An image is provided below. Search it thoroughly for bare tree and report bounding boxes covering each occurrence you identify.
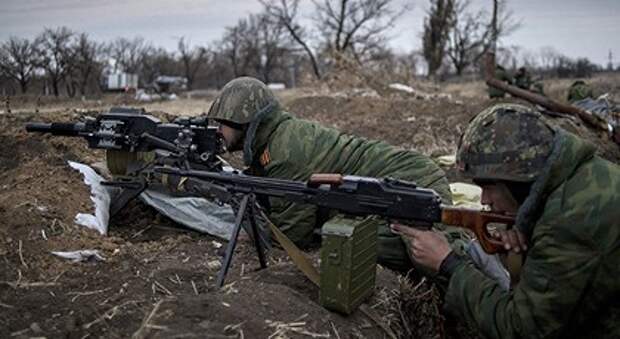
[220,12,290,83]
[252,14,290,83]
[260,0,322,79]
[489,0,520,52]
[67,33,106,96]
[206,49,235,88]
[0,37,39,94]
[109,37,151,74]
[177,37,210,90]
[433,0,519,76]
[519,49,538,69]
[422,0,455,77]
[261,0,406,77]
[221,19,251,77]
[141,47,178,85]
[538,46,560,70]
[312,0,407,62]
[37,27,76,97]
[0,70,16,96]
[445,0,491,75]
[490,0,499,52]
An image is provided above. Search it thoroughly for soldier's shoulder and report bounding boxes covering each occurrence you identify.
[540,156,620,244]
[265,118,317,165]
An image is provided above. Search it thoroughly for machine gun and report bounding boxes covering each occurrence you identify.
[25,107,224,215]
[156,167,514,287]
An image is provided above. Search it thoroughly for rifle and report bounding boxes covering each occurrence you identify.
[156,167,514,286]
[484,53,620,145]
[25,107,225,216]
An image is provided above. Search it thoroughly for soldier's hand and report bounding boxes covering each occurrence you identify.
[390,224,451,272]
[492,229,527,253]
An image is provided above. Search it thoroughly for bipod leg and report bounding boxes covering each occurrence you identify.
[248,197,267,269]
[216,194,250,288]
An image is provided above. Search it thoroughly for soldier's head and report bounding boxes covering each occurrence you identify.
[456,104,555,214]
[567,80,593,102]
[207,77,280,152]
[516,67,527,76]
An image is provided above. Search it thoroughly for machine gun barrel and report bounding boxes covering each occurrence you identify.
[25,122,87,136]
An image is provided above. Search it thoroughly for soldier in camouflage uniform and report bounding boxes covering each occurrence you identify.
[207,76,474,274]
[513,67,545,96]
[393,103,620,338]
[513,67,532,90]
[488,65,512,99]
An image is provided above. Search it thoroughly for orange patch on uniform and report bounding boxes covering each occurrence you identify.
[260,149,271,167]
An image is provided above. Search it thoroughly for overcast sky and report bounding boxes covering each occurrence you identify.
[1,0,619,66]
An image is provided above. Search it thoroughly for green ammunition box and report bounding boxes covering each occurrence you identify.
[320,216,378,314]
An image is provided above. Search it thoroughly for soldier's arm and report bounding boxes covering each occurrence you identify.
[442,218,602,339]
[260,137,320,247]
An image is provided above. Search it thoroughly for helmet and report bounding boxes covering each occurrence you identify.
[207,77,279,125]
[456,104,555,182]
[567,80,593,103]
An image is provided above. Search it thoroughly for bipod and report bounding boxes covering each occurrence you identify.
[103,176,148,217]
[216,194,268,288]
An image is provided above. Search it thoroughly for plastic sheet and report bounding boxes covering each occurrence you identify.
[68,161,236,240]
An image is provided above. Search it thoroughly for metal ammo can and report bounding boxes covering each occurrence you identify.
[319,215,378,314]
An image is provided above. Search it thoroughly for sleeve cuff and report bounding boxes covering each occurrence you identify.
[439,250,466,278]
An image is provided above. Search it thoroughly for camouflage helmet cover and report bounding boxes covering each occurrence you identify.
[457,103,555,182]
[567,80,593,102]
[207,77,279,125]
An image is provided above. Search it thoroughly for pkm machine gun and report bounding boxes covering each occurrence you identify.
[156,168,514,289]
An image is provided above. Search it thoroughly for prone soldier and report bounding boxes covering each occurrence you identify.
[207,76,507,280]
[394,103,620,338]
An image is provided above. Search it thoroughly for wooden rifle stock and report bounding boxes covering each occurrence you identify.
[441,206,514,254]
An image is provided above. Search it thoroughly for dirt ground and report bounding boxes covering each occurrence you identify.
[1,75,618,338]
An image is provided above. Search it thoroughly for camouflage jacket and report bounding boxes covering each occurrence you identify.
[488,67,512,98]
[514,73,532,90]
[444,131,620,338]
[245,108,451,246]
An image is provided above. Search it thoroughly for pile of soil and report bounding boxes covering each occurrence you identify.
[284,95,486,158]
[283,95,620,164]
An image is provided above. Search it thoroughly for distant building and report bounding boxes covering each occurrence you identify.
[152,76,188,93]
[105,72,138,92]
